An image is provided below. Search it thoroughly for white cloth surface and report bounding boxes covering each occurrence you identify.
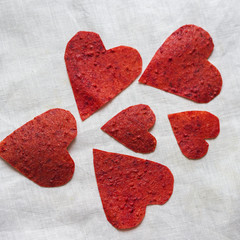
[0,0,240,239]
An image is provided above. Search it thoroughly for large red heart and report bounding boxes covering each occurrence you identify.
[139,25,222,103]
[101,104,156,153]
[93,149,174,229]
[168,111,220,159]
[65,31,142,121]
[0,109,77,187]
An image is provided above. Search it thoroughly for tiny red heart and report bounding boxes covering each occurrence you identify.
[168,111,220,159]
[93,149,174,229]
[101,104,156,153]
[0,109,77,187]
[139,25,222,103]
[65,31,142,121]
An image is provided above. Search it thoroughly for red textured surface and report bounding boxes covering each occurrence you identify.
[168,111,220,159]
[139,25,222,103]
[101,104,156,153]
[93,149,174,229]
[0,109,77,187]
[65,31,142,121]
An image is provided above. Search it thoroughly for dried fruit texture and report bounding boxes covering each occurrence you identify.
[65,31,142,121]
[101,104,156,153]
[168,111,220,159]
[0,109,77,187]
[93,149,174,229]
[139,25,222,103]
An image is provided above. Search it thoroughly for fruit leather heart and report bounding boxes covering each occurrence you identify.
[168,111,220,159]
[139,25,222,103]
[0,109,77,187]
[101,104,156,153]
[65,31,142,121]
[93,149,174,229]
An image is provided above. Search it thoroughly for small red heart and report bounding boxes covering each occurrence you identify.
[168,111,220,159]
[65,31,142,121]
[0,109,77,187]
[93,149,174,229]
[139,25,222,103]
[101,104,156,153]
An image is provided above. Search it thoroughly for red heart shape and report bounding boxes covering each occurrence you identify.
[65,31,142,121]
[101,104,156,153]
[0,109,77,187]
[139,25,222,103]
[168,111,220,159]
[93,149,174,229]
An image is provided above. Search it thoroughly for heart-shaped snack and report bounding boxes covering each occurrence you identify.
[93,149,174,229]
[65,31,142,121]
[101,104,156,153]
[0,109,77,187]
[168,111,220,159]
[139,25,222,103]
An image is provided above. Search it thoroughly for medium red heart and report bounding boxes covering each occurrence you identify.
[65,31,142,121]
[139,25,222,103]
[0,109,77,187]
[101,104,156,153]
[93,149,174,229]
[168,111,220,159]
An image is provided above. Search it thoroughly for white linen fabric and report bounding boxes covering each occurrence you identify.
[0,0,239,239]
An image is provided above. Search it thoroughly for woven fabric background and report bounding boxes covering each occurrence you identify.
[0,0,239,239]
